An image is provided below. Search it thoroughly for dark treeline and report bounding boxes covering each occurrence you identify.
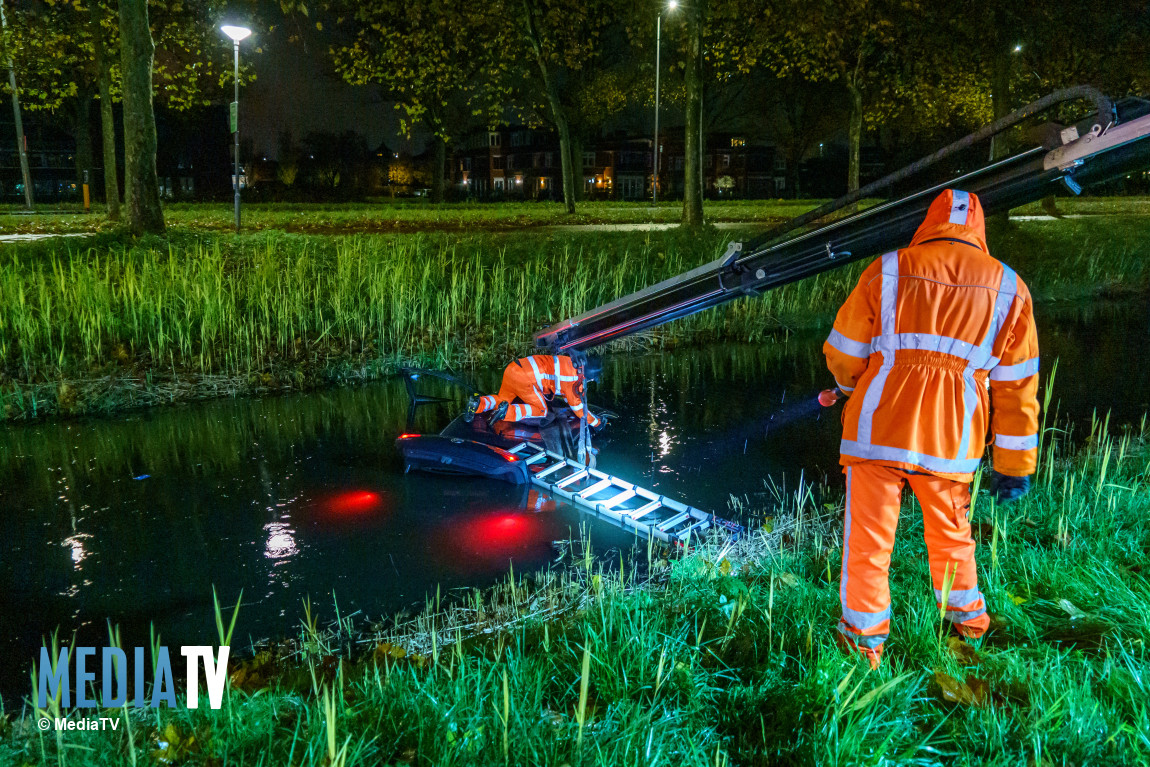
[1,0,1148,230]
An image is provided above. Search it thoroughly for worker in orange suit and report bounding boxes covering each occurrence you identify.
[823,188,1039,668]
[466,354,602,427]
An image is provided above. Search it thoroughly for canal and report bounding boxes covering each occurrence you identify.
[1,299,1147,700]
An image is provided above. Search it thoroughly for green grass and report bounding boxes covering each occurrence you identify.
[2,409,1147,765]
[0,199,820,235]
[2,213,1149,420]
[0,227,851,419]
[3,195,1146,237]
[1015,195,1150,216]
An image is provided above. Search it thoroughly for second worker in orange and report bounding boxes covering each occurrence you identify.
[824,188,1039,668]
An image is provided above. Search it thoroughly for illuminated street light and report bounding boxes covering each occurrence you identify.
[1013,44,1022,53]
[221,24,252,230]
[221,25,252,42]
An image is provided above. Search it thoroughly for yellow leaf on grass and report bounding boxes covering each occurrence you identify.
[946,636,982,666]
[934,671,990,707]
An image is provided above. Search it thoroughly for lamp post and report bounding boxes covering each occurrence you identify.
[221,24,251,231]
[652,0,678,205]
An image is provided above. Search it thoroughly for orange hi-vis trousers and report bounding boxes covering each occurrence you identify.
[839,463,990,663]
[474,392,548,422]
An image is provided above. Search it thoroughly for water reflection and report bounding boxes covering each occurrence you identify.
[263,522,298,562]
[63,533,92,568]
[435,509,554,575]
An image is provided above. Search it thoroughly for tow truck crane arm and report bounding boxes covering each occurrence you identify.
[536,92,1150,353]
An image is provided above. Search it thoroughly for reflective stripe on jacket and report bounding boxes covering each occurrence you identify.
[823,189,1040,480]
[502,355,599,426]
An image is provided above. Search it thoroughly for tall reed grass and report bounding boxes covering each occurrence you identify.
[0,231,864,417]
[2,212,1148,419]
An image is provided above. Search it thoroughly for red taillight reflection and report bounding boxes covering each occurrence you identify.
[397,433,420,440]
[438,511,547,572]
[328,490,384,515]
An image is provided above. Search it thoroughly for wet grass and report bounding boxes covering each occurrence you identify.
[1,408,1147,765]
[2,195,1144,236]
[2,213,1149,420]
[0,199,820,236]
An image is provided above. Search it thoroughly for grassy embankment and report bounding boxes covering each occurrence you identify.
[1,407,1148,765]
[2,210,1149,420]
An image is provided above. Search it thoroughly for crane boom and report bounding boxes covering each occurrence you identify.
[536,96,1150,354]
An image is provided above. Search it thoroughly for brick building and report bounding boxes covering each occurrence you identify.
[658,133,788,199]
[454,127,563,200]
[451,127,789,201]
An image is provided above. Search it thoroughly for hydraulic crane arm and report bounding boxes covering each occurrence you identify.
[536,95,1150,354]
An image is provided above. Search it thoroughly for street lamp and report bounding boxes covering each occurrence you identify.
[221,24,251,231]
[652,0,678,205]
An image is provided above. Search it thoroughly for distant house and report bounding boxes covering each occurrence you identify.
[450,126,790,202]
[0,115,81,203]
[580,136,653,201]
[155,105,232,200]
[660,133,788,199]
[453,127,562,200]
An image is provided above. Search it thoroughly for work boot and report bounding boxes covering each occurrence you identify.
[465,394,481,420]
[486,401,508,426]
[835,627,883,670]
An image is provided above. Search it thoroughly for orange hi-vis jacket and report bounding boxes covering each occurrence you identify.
[477,355,599,426]
[823,189,1040,480]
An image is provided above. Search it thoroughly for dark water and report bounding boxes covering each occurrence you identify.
[1,300,1147,701]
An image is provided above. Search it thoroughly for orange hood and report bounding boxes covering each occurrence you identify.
[909,189,988,252]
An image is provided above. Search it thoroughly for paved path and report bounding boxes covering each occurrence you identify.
[545,221,773,232]
[0,233,93,243]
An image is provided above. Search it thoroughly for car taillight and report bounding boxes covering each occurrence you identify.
[492,447,519,462]
[397,433,420,439]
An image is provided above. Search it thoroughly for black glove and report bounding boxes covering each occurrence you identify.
[989,472,1030,502]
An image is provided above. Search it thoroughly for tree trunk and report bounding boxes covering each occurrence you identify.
[91,0,119,220]
[72,92,94,191]
[788,148,801,199]
[521,0,576,214]
[681,0,704,228]
[846,79,862,194]
[430,133,446,203]
[697,73,705,203]
[118,0,164,235]
[570,134,584,201]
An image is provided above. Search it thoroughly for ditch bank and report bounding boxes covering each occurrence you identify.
[2,216,1149,421]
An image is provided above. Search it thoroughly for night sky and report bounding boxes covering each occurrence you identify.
[238,10,421,159]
